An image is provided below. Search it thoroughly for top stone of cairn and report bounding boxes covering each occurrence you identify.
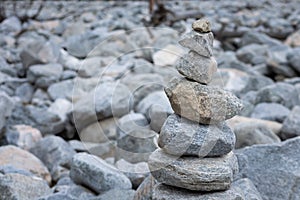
[192,19,211,33]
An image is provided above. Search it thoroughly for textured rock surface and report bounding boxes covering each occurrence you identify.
[159,114,235,157]
[236,136,300,200]
[165,77,243,124]
[280,106,300,140]
[30,136,76,181]
[177,51,217,84]
[92,189,136,200]
[0,173,51,200]
[179,31,213,57]
[148,149,238,191]
[0,145,51,184]
[251,103,290,123]
[192,19,211,33]
[70,153,132,194]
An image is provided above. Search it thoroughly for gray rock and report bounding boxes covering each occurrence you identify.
[116,129,158,163]
[233,178,262,200]
[159,114,235,157]
[165,77,243,124]
[236,136,300,200]
[121,73,164,106]
[61,70,77,80]
[70,153,132,194]
[72,82,132,132]
[255,82,300,109]
[239,100,254,117]
[91,189,135,200]
[47,79,73,101]
[236,44,268,65]
[80,117,118,143]
[58,49,80,71]
[78,56,112,78]
[0,92,14,130]
[234,122,280,149]
[15,83,34,103]
[132,59,155,74]
[135,91,173,131]
[8,105,65,135]
[0,16,22,34]
[241,31,281,47]
[177,51,217,84]
[27,63,63,88]
[280,106,300,140]
[287,47,300,73]
[30,136,76,181]
[192,19,211,33]
[251,103,290,123]
[116,159,150,189]
[0,173,51,200]
[148,149,238,191]
[48,98,71,121]
[117,113,149,139]
[20,40,60,68]
[179,31,213,57]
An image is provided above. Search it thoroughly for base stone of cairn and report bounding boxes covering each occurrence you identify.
[147,19,254,199]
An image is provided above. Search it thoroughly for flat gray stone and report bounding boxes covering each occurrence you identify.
[91,189,135,200]
[179,31,213,58]
[152,178,262,200]
[70,153,132,194]
[148,149,238,191]
[177,51,217,84]
[0,173,51,200]
[159,114,235,157]
[280,106,300,140]
[165,77,243,124]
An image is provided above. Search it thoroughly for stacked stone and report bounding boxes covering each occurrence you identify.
[148,19,243,195]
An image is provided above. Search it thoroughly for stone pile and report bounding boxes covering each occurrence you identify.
[148,19,244,198]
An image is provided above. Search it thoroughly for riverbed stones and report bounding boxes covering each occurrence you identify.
[148,19,243,197]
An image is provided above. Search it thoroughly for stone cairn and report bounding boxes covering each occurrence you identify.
[148,19,244,198]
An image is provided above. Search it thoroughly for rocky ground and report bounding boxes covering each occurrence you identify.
[0,0,300,199]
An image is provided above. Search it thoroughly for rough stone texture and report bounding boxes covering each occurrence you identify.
[47,79,73,101]
[0,145,51,184]
[165,77,243,124]
[30,136,76,181]
[70,153,132,194]
[234,122,280,149]
[255,82,300,109]
[233,178,263,200]
[251,103,290,123]
[287,47,300,73]
[153,44,184,67]
[177,51,217,84]
[72,82,132,132]
[148,149,238,191]
[48,98,72,121]
[0,173,52,200]
[192,19,211,33]
[179,31,213,57]
[159,114,235,157]
[280,106,300,140]
[236,136,300,200]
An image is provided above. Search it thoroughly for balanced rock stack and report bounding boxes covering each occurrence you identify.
[148,19,244,198]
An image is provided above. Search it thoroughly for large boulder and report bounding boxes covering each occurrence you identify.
[236,136,300,200]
